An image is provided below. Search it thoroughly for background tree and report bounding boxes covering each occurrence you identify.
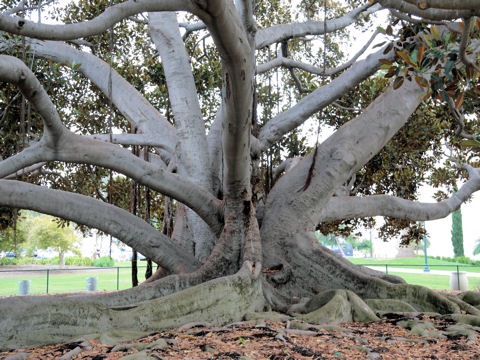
[27,214,81,266]
[451,206,465,258]
[474,238,480,256]
[0,214,27,256]
[1,0,480,350]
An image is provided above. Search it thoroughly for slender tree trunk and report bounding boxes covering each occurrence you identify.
[13,209,17,258]
[59,251,65,267]
[130,127,138,287]
[131,250,138,287]
[144,166,152,280]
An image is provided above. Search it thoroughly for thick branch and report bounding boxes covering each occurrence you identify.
[89,134,170,148]
[402,0,480,10]
[149,12,210,188]
[149,12,215,261]
[0,55,66,138]
[0,180,200,273]
[200,1,254,200]
[320,171,480,223]
[0,134,223,233]
[379,1,480,20]
[262,78,424,235]
[255,3,381,49]
[0,0,196,40]
[257,30,379,76]
[258,46,393,152]
[31,40,177,152]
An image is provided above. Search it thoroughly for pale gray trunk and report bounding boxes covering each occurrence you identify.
[59,251,65,267]
[149,12,215,262]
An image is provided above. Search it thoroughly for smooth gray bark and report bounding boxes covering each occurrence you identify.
[258,47,394,152]
[255,3,381,49]
[31,40,178,152]
[149,12,215,261]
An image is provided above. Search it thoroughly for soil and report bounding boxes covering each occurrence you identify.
[1,314,479,359]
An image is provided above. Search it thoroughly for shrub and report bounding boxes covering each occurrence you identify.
[0,257,17,266]
[454,256,474,265]
[65,256,93,266]
[93,256,114,267]
[48,256,60,265]
[16,257,34,265]
[35,258,51,265]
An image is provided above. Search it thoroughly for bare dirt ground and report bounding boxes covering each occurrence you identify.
[1,313,479,359]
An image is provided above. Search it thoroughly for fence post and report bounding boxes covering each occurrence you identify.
[116,267,120,290]
[46,269,50,294]
[386,264,388,274]
[457,265,460,290]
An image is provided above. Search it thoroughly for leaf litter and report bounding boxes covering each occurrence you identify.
[2,312,480,359]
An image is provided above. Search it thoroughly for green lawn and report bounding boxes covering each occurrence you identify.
[0,264,150,296]
[2,258,480,295]
[389,272,480,290]
[348,256,480,273]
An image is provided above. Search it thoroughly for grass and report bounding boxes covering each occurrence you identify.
[348,256,480,273]
[389,272,480,290]
[1,258,479,295]
[0,263,150,296]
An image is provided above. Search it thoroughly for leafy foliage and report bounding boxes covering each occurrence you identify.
[474,239,480,256]
[27,214,81,262]
[451,206,465,258]
[93,256,114,267]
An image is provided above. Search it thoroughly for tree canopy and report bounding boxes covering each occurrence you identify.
[27,213,81,265]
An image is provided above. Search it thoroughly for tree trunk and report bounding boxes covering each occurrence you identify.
[131,250,138,287]
[59,251,65,267]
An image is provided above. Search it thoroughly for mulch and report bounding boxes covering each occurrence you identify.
[1,313,480,359]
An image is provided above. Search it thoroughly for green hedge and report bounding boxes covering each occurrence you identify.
[65,256,93,266]
[0,256,94,266]
[93,256,114,267]
[431,255,480,266]
[0,257,17,266]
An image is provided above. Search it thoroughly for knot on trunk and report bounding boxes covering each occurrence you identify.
[264,263,291,285]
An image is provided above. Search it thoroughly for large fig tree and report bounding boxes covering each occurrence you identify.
[1,0,480,350]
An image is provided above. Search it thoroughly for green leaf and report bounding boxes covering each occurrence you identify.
[431,26,440,41]
[444,60,455,80]
[459,140,480,149]
[439,90,450,103]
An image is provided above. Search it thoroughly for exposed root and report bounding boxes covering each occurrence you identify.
[262,230,460,317]
[0,262,265,351]
[294,289,379,324]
